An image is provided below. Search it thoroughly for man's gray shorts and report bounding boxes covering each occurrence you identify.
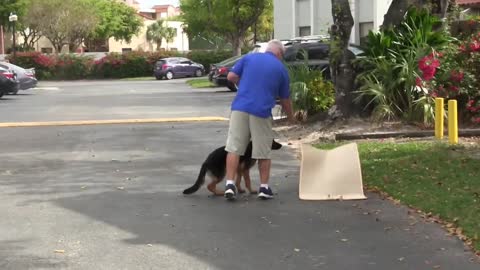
[225,111,273,159]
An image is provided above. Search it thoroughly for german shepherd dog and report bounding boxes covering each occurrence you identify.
[183,140,283,196]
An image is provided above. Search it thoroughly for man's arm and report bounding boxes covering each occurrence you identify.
[228,56,245,85]
[227,72,240,85]
[280,98,295,123]
[279,69,296,124]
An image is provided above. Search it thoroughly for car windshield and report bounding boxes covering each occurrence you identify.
[217,55,242,66]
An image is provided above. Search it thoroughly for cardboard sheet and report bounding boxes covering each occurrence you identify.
[299,143,367,200]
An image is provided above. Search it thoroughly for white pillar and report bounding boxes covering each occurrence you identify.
[310,0,315,35]
[292,0,296,38]
[349,0,357,44]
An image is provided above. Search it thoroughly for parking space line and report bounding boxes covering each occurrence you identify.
[0,117,229,128]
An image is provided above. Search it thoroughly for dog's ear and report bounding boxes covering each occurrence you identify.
[271,140,282,150]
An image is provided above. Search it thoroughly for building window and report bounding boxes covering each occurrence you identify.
[359,22,374,45]
[122,48,132,53]
[299,26,311,37]
[41,48,53,54]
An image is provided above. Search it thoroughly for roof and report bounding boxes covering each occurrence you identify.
[457,0,480,5]
[136,12,154,20]
[152,5,174,10]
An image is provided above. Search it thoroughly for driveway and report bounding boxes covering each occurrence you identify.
[0,80,478,269]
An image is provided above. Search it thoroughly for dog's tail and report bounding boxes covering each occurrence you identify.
[183,163,207,194]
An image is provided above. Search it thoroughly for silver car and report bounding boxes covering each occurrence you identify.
[0,62,37,94]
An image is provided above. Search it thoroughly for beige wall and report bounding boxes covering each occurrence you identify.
[108,19,189,53]
[16,18,188,54]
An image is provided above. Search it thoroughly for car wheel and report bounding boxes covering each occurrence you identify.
[227,82,238,92]
[0,92,4,98]
[12,90,18,95]
[195,69,203,77]
[165,71,174,80]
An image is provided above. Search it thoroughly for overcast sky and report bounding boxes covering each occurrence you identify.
[138,0,180,9]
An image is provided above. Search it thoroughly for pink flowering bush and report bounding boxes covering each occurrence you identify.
[7,50,230,80]
[416,32,480,125]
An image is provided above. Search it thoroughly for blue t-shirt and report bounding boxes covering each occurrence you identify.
[230,52,290,118]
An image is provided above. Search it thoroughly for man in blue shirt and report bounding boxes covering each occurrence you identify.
[224,39,295,200]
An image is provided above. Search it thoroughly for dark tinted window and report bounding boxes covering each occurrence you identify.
[308,47,329,60]
[155,60,166,66]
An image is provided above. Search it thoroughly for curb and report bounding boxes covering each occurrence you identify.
[0,117,229,128]
[335,129,480,140]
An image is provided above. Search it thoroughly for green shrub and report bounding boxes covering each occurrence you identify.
[355,7,452,126]
[288,61,335,118]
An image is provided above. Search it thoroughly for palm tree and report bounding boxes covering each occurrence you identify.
[146,19,176,51]
[163,27,176,50]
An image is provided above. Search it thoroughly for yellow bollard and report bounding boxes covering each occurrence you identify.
[448,100,458,145]
[435,98,444,139]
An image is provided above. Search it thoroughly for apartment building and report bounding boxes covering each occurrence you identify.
[273,0,393,44]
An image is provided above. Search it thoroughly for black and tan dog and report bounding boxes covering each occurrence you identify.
[183,140,283,196]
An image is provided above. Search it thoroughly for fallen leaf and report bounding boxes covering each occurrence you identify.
[433,265,441,269]
[54,250,65,254]
[384,227,392,231]
[294,248,300,252]
[398,257,405,262]
[117,186,125,190]
[340,239,349,242]
[147,244,153,247]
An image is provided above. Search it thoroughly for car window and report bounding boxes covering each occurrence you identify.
[283,47,297,62]
[307,47,329,60]
[156,60,166,66]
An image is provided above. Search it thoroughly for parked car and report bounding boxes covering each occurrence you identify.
[154,57,204,80]
[283,42,364,80]
[208,55,243,91]
[0,62,37,91]
[0,66,19,97]
[209,41,364,91]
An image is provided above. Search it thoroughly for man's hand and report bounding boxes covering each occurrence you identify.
[279,98,297,125]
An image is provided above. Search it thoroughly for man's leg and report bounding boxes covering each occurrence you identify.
[224,111,250,200]
[249,115,275,199]
[258,159,271,185]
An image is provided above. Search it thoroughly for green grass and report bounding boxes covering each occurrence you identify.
[315,141,480,251]
[120,77,156,81]
[186,78,216,88]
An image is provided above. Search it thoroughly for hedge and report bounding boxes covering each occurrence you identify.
[7,50,237,80]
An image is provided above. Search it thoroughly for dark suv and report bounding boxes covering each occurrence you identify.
[283,42,364,80]
[208,42,364,91]
[154,57,204,80]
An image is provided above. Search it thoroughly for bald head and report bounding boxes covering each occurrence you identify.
[266,39,286,59]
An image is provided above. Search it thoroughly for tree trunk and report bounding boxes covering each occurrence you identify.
[381,0,448,29]
[329,0,356,118]
[232,34,243,56]
[69,43,78,53]
[439,0,449,19]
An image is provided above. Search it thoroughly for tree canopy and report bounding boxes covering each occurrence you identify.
[180,0,271,56]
